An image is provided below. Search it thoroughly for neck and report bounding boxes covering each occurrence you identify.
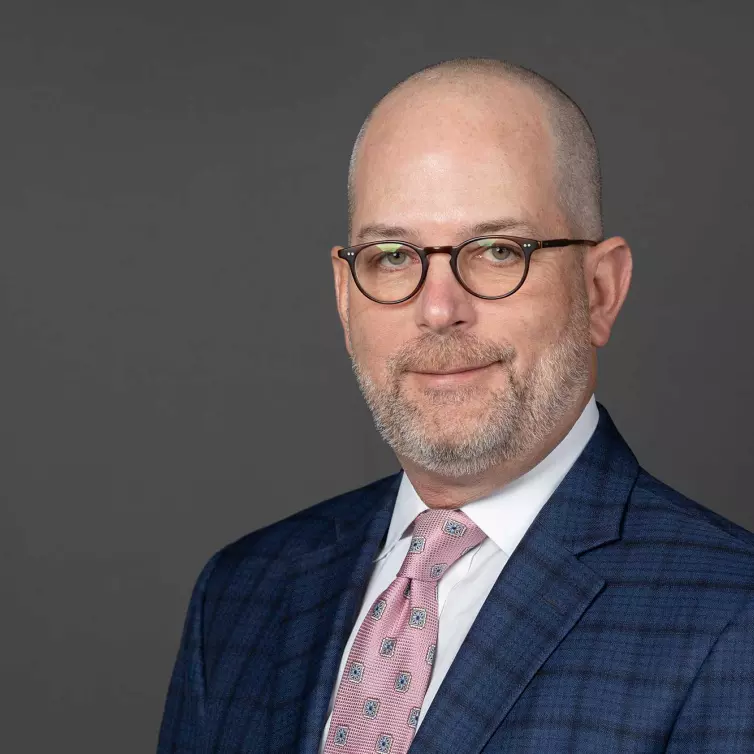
[398,391,593,510]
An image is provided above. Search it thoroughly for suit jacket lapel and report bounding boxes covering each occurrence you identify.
[409,403,639,754]
[203,473,400,754]
[294,473,400,754]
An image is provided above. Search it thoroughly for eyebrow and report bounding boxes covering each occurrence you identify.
[353,217,541,244]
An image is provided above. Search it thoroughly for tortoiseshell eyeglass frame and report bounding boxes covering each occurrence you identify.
[337,235,598,304]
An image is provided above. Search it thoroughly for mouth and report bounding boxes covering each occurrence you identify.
[407,362,499,386]
[412,362,496,376]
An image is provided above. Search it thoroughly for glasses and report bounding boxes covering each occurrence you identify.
[338,235,598,304]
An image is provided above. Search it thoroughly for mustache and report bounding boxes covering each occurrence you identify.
[388,332,516,374]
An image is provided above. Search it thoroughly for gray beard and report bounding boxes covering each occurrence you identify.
[350,284,592,478]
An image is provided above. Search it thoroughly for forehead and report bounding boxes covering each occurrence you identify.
[351,80,560,240]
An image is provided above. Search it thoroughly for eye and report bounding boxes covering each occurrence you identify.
[380,250,410,266]
[475,239,522,263]
[481,244,521,262]
[368,243,418,270]
[484,244,514,261]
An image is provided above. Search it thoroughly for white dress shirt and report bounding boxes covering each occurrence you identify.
[319,394,599,751]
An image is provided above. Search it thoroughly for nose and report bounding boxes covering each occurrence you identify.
[413,251,476,334]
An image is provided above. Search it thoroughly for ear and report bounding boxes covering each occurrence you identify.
[331,245,353,355]
[584,236,633,348]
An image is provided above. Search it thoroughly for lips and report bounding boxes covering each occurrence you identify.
[412,362,494,375]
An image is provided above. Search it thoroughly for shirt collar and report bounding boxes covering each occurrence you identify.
[376,393,600,561]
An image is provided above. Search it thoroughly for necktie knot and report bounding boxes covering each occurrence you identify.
[397,509,486,582]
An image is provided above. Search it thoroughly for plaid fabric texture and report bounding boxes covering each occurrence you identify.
[158,403,754,753]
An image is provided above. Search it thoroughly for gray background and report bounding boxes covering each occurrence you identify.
[2,1,753,751]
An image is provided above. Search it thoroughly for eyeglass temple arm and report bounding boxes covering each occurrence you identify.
[540,239,598,249]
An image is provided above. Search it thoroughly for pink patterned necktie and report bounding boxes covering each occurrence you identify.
[324,508,486,754]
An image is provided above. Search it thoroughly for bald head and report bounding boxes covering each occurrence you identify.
[347,58,602,241]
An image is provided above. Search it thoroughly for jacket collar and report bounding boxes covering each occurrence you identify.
[534,400,638,555]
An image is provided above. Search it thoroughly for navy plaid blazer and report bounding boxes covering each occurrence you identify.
[158,403,754,753]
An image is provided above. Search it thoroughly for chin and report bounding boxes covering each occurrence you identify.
[418,405,493,438]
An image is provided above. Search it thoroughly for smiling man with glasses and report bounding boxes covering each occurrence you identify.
[159,58,754,754]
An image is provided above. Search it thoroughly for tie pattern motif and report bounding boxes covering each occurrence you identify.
[324,508,486,754]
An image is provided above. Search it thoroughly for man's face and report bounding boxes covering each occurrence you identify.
[333,81,594,478]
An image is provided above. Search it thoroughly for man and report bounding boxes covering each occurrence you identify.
[158,58,754,753]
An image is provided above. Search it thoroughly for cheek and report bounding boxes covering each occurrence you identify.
[348,304,407,367]
[492,276,573,356]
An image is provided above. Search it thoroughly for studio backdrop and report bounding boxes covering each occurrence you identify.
[1,1,752,752]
